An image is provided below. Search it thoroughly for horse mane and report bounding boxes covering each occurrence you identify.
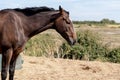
[13,6,55,16]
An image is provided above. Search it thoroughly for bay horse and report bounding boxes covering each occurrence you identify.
[0,6,77,80]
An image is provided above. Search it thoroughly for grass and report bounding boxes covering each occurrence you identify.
[24,32,59,57]
[55,30,108,60]
[55,30,120,63]
[24,24,120,63]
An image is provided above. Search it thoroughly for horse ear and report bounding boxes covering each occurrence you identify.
[59,6,64,14]
[59,6,62,11]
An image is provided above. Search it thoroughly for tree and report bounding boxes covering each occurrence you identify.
[100,18,116,24]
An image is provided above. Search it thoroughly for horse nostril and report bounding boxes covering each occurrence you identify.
[69,37,77,45]
[73,39,77,45]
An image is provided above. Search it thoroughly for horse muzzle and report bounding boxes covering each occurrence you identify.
[68,37,77,45]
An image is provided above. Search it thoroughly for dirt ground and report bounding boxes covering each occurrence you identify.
[8,55,120,80]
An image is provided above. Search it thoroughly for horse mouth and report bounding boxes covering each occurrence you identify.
[68,37,77,45]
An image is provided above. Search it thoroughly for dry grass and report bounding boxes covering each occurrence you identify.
[76,26,120,48]
[11,55,120,80]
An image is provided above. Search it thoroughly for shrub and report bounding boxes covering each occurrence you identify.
[24,29,120,63]
[107,48,120,63]
[55,30,109,61]
[25,33,56,57]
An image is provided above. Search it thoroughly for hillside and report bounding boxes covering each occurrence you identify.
[12,55,120,80]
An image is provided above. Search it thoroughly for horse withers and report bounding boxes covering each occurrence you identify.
[0,6,77,80]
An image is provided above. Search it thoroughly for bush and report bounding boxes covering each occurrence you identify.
[24,29,120,63]
[55,30,120,63]
[107,48,120,63]
[25,33,56,57]
[55,30,109,61]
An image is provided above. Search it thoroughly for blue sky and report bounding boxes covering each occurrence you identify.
[1,0,120,22]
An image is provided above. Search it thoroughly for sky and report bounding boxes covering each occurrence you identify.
[0,0,120,22]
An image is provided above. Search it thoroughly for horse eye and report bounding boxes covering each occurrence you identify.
[65,19,70,24]
[63,17,70,24]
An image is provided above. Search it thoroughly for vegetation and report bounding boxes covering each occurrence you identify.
[24,19,120,63]
[55,30,120,63]
[106,48,120,63]
[55,31,107,61]
[25,33,57,57]
[100,18,116,24]
[73,18,120,27]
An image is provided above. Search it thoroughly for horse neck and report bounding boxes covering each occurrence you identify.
[27,12,56,38]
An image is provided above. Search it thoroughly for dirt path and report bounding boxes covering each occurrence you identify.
[11,55,120,80]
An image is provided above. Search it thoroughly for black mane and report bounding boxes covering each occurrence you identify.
[13,6,55,16]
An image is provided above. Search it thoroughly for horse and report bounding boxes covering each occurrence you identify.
[0,6,77,80]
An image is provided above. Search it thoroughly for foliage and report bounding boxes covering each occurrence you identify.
[25,33,57,57]
[100,18,116,24]
[73,18,119,27]
[55,30,107,60]
[55,30,120,63]
[106,48,120,63]
[24,28,120,63]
